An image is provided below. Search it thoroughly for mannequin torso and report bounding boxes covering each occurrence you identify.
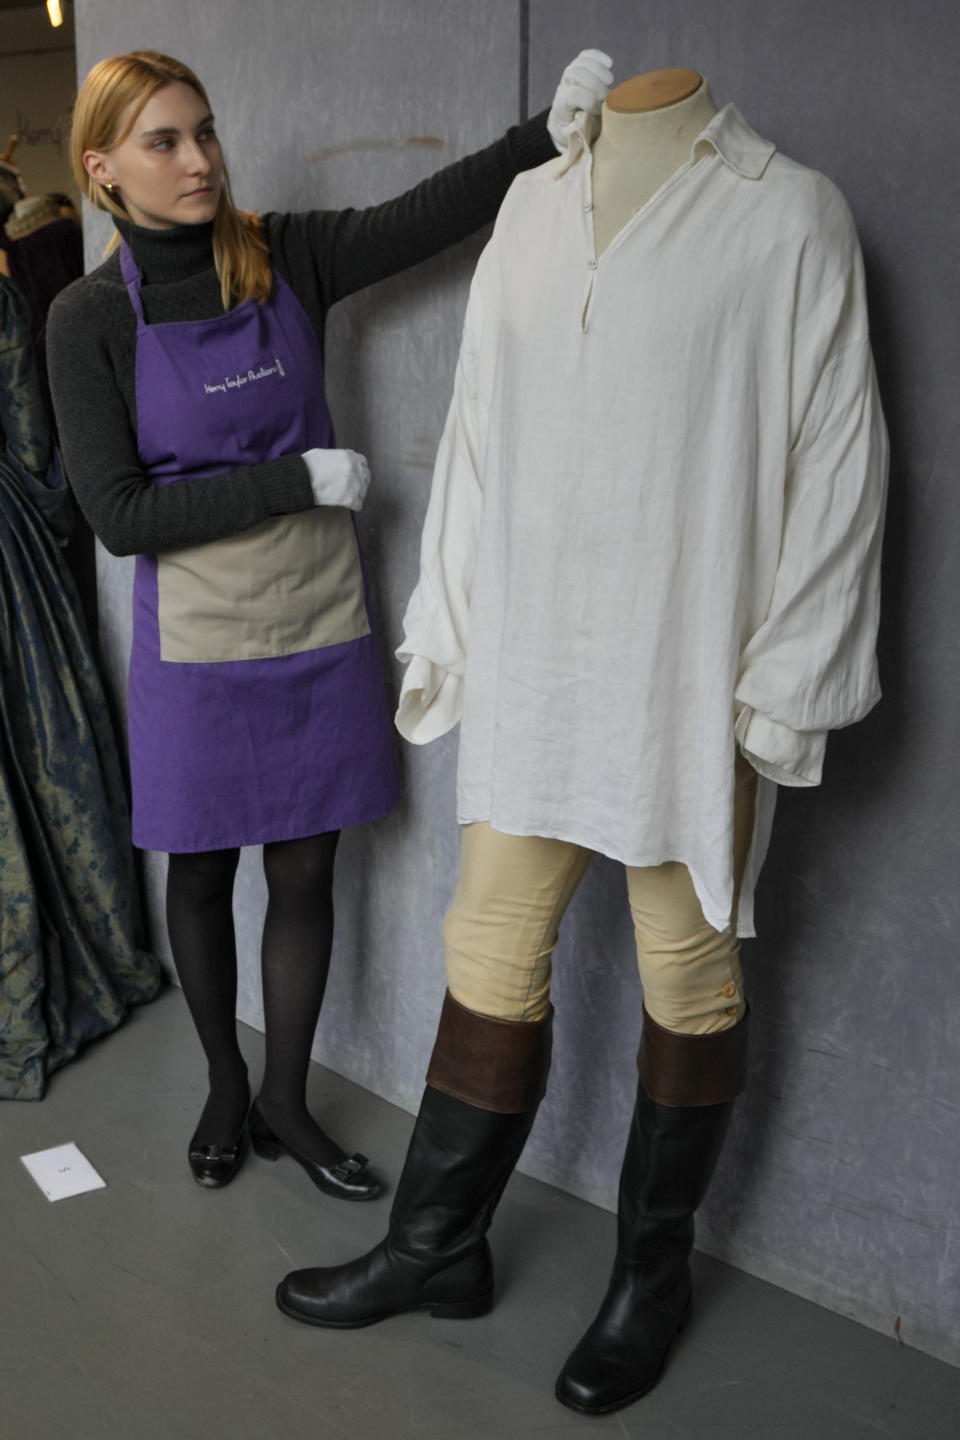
[591,68,718,257]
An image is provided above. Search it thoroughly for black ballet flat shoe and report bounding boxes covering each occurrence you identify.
[187,1129,247,1189]
[248,1101,382,1201]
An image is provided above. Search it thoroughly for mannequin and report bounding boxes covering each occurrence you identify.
[591,69,718,256]
[4,193,84,388]
[274,61,887,1425]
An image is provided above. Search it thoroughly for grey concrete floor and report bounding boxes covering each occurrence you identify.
[2,985,958,1440]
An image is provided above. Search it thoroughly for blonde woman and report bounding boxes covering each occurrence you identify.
[48,49,612,1194]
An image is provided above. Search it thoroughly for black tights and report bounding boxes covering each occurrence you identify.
[166,831,344,1163]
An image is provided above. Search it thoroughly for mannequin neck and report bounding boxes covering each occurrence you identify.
[591,75,718,257]
[598,79,718,152]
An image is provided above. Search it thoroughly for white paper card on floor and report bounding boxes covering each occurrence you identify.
[20,1143,106,1201]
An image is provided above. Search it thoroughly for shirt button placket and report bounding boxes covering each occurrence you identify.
[581,262,597,332]
[582,176,598,331]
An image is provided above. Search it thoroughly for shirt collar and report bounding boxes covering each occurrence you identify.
[557,101,776,181]
[691,103,776,178]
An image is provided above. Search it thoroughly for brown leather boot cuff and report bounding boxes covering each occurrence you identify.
[426,991,553,1114]
[638,1004,750,1107]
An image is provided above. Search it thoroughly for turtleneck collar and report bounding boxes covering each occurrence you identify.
[114,217,215,284]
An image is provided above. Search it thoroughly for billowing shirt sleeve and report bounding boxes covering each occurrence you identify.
[735,195,888,784]
[395,246,492,743]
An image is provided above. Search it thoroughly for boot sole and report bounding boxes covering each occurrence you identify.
[275,1285,494,1329]
[554,1294,692,1415]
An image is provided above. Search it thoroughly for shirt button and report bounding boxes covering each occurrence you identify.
[584,200,593,212]
[726,1006,739,1017]
[587,258,598,269]
[721,982,737,998]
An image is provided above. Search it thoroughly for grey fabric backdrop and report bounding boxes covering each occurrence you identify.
[75,0,959,1365]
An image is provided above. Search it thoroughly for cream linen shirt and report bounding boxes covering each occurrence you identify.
[396,104,888,935]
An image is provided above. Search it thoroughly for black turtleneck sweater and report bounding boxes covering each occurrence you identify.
[46,114,553,557]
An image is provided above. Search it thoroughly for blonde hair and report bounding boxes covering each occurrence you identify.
[71,51,271,308]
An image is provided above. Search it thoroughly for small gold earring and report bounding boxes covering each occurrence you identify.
[104,181,117,193]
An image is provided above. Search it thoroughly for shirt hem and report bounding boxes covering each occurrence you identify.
[456,803,759,940]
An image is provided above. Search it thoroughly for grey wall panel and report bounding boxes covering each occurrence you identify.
[528,0,960,1366]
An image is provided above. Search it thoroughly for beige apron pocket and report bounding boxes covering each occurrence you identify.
[157,508,370,663]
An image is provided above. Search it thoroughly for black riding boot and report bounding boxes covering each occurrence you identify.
[276,991,552,1328]
[555,1005,749,1414]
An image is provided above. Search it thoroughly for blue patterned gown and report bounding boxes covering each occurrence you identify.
[0,274,160,1099]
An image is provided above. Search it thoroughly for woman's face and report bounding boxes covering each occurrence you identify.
[84,80,223,230]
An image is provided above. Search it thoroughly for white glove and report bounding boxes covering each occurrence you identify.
[302,447,371,511]
[547,49,614,153]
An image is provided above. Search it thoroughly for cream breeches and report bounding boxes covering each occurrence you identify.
[443,753,757,1036]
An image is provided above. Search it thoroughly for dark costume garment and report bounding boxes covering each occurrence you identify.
[0,276,160,1100]
[0,159,22,227]
[3,208,84,410]
[4,210,83,339]
[4,201,93,631]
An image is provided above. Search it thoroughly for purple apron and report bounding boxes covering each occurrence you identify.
[120,242,399,852]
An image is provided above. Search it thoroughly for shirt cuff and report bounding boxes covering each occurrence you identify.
[734,706,827,787]
[395,656,463,744]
